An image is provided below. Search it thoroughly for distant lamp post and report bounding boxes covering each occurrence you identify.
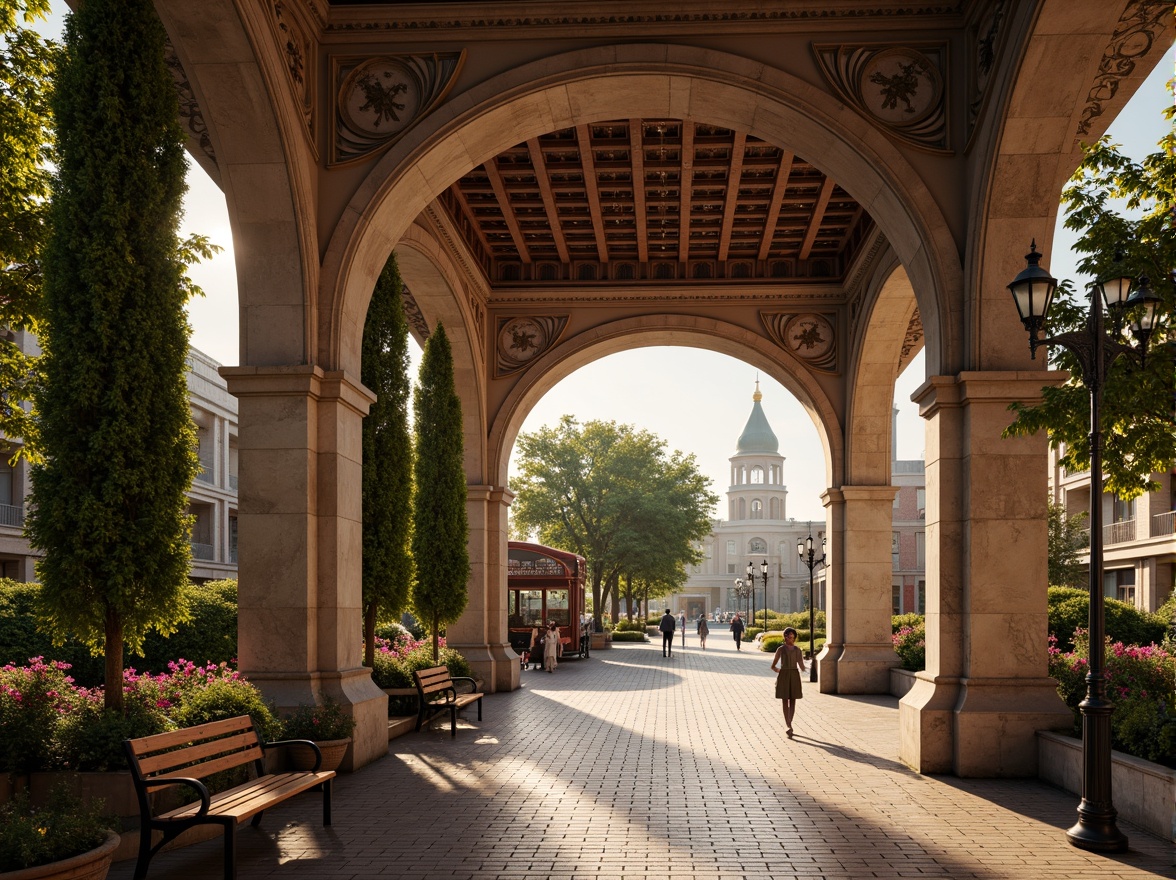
[746,559,769,633]
[732,578,749,623]
[1008,241,1161,853]
[797,534,826,683]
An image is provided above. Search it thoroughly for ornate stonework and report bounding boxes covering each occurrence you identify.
[495,316,569,377]
[899,307,924,371]
[164,38,217,179]
[813,43,949,152]
[401,286,430,341]
[966,0,1008,143]
[270,0,316,144]
[1075,0,1171,139]
[761,312,839,373]
[331,52,465,165]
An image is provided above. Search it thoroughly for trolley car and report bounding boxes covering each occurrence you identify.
[507,541,591,666]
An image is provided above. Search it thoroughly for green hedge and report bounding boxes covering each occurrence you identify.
[1048,586,1166,652]
[611,631,646,642]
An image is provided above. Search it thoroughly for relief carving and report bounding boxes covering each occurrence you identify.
[271,0,316,140]
[813,44,949,153]
[163,38,217,179]
[966,0,1008,142]
[762,313,839,373]
[401,287,430,341]
[332,52,465,165]
[495,316,569,377]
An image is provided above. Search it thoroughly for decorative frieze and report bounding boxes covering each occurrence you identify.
[813,43,949,153]
[332,52,465,165]
[271,0,316,143]
[966,0,1008,144]
[762,312,839,373]
[164,38,217,177]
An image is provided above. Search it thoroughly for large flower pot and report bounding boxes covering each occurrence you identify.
[0,830,119,880]
[287,738,351,773]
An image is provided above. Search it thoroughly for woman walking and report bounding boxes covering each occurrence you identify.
[770,626,807,737]
[696,615,709,649]
[543,620,562,672]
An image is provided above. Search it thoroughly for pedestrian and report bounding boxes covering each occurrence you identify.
[659,608,676,657]
[770,626,807,737]
[543,620,562,672]
[528,624,541,670]
[730,613,745,650]
[678,611,686,647]
[696,615,709,649]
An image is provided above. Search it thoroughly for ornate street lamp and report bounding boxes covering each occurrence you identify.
[797,534,826,683]
[732,577,749,624]
[746,559,769,633]
[1008,242,1161,853]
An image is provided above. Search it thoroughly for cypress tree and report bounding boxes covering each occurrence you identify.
[411,322,469,661]
[28,0,198,712]
[361,255,413,668]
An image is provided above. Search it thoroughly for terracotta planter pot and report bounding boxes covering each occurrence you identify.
[286,738,350,773]
[0,830,119,880]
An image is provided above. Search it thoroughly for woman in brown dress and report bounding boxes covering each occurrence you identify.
[770,626,806,737]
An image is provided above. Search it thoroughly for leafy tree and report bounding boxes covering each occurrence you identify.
[1005,119,1176,499]
[27,0,200,711]
[410,322,468,661]
[1047,500,1089,589]
[0,0,56,457]
[510,417,717,630]
[361,255,414,668]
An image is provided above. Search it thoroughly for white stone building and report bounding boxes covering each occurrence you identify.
[0,345,239,583]
[666,387,926,623]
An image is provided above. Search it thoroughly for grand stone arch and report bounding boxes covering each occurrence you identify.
[148,0,1172,774]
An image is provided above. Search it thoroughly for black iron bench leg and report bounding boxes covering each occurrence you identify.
[132,827,153,880]
[250,811,264,827]
[223,821,237,880]
[477,699,483,721]
[450,706,457,737]
[324,778,333,825]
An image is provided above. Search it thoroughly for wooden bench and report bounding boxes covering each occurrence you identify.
[412,665,484,736]
[123,715,334,880]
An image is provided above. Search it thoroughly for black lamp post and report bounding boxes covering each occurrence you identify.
[746,559,769,633]
[732,577,749,625]
[1008,241,1160,853]
[797,533,826,682]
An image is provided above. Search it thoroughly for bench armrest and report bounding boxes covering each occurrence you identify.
[140,776,211,820]
[451,676,480,695]
[264,738,323,771]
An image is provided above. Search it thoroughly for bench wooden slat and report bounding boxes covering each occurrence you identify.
[158,772,333,822]
[135,731,261,776]
[127,715,253,756]
[412,666,484,736]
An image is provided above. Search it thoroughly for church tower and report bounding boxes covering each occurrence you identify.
[728,381,788,523]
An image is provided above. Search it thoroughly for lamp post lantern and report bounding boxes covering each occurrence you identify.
[746,560,769,633]
[797,534,826,683]
[732,578,749,625]
[1008,241,1161,853]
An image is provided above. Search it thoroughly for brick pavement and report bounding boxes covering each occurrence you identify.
[109,636,1175,880]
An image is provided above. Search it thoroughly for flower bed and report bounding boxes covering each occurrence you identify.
[368,633,471,715]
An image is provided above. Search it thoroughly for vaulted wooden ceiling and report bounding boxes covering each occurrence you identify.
[438,119,875,287]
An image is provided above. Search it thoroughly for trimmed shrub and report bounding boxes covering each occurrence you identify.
[0,582,106,686]
[892,620,925,671]
[138,579,238,670]
[1048,586,1166,652]
[892,612,924,633]
[169,678,281,742]
[613,619,645,633]
[761,635,783,652]
[610,631,646,642]
[370,639,471,690]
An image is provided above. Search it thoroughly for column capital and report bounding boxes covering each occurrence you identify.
[913,370,1068,417]
[221,364,375,416]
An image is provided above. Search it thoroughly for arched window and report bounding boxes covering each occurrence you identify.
[750,465,764,484]
[751,499,763,519]
[749,538,766,554]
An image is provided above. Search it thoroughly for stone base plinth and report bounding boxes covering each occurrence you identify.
[832,642,896,693]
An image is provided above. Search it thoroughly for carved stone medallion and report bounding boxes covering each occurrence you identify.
[495,316,568,376]
[762,313,838,373]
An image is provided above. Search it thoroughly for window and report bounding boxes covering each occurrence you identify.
[750,466,764,484]
[1113,495,1135,523]
[751,500,763,519]
[916,532,925,568]
[1103,569,1135,606]
[916,488,926,515]
[917,579,926,614]
[0,458,12,507]
[726,540,736,556]
[727,564,736,574]
[892,583,902,614]
[892,532,900,567]
[749,538,766,554]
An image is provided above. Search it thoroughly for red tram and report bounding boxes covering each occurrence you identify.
[507,541,591,665]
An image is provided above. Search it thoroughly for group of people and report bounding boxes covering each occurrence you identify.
[656,608,808,738]
[522,620,563,672]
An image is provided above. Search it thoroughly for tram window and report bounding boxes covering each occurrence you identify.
[548,589,570,626]
[512,590,544,627]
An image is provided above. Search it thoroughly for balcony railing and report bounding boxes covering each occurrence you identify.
[1105,519,1135,545]
[0,503,24,527]
[1153,511,1175,538]
[190,541,215,560]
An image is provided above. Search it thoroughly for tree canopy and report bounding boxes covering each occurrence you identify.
[411,323,469,661]
[1005,117,1176,499]
[27,0,199,711]
[510,416,717,628]
[361,255,413,668]
[1047,500,1089,590]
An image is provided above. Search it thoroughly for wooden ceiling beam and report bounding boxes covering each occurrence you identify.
[576,124,610,263]
[629,119,649,263]
[677,123,695,264]
[758,150,794,262]
[483,158,532,264]
[526,138,570,264]
[717,132,746,262]
[798,176,835,261]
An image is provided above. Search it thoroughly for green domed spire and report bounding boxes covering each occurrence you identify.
[735,381,779,454]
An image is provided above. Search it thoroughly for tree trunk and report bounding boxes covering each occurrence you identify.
[432,612,441,663]
[364,601,378,668]
[104,608,124,713]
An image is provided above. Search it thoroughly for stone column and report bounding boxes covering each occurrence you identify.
[833,485,899,693]
[448,486,520,693]
[901,373,1071,776]
[222,365,388,771]
[815,489,843,692]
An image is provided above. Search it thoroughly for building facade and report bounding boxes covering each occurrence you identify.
[1048,446,1175,612]
[0,346,239,583]
[667,389,926,623]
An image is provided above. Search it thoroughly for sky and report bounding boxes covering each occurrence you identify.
[29,4,1176,521]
